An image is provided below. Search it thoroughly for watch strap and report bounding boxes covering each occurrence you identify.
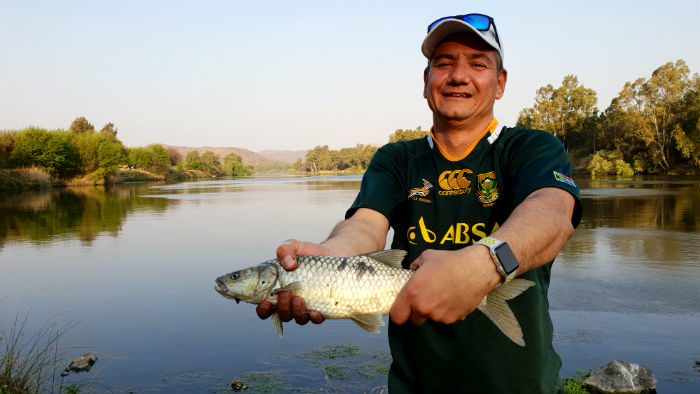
[475,236,516,285]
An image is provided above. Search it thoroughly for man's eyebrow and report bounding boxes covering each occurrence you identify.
[432,53,456,62]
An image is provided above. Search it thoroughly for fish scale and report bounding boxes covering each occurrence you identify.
[214,249,536,345]
[281,254,413,318]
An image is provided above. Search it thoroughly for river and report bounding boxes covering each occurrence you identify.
[0,175,698,393]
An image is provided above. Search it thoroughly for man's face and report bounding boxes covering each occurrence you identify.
[423,33,507,127]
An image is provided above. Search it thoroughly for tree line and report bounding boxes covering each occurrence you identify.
[299,127,429,173]
[517,59,699,175]
[1,60,697,181]
[0,117,252,182]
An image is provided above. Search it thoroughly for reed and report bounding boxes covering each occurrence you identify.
[0,312,71,394]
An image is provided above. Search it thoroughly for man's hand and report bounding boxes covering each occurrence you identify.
[389,247,501,326]
[255,239,326,325]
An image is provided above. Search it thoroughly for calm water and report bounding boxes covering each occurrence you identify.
[1,176,698,393]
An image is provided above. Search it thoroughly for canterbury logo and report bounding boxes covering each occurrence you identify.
[438,169,473,195]
[408,179,433,198]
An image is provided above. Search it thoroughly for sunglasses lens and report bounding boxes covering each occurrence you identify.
[462,14,491,30]
[427,14,492,33]
[427,16,452,32]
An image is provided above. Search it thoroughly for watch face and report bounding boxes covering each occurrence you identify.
[494,242,519,274]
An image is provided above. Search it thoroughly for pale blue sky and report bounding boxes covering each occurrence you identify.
[1,0,698,151]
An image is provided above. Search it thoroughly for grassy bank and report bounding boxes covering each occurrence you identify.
[0,168,52,192]
[0,167,213,192]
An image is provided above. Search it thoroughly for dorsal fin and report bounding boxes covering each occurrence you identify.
[363,250,406,269]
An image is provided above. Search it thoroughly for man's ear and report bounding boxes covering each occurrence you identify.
[423,67,429,98]
[495,68,508,100]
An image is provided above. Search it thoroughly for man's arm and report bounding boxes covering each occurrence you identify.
[256,208,390,325]
[390,187,575,326]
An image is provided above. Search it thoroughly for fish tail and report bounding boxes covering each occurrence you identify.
[477,278,536,347]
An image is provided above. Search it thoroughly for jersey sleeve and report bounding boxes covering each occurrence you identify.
[499,129,582,228]
[346,143,408,220]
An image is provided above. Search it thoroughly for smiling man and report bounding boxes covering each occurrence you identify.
[257,13,582,393]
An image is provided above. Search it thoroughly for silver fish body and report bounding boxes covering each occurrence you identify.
[214,249,535,346]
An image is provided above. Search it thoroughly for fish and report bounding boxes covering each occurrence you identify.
[214,249,536,346]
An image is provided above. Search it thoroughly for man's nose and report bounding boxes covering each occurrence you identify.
[448,62,470,85]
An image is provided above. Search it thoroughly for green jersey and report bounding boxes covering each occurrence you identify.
[347,123,582,394]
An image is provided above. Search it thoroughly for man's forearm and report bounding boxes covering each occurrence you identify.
[321,208,390,256]
[491,187,575,274]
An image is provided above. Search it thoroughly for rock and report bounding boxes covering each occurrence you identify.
[60,352,97,377]
[583,360,656,394]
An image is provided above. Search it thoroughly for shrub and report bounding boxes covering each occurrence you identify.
[588,150,635,176]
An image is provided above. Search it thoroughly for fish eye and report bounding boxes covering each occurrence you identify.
[231,272,240,280]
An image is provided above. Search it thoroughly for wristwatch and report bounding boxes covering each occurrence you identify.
[475,237,519,285]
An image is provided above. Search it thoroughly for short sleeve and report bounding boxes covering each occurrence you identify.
[346,143,408,220]
[499,129,582,228]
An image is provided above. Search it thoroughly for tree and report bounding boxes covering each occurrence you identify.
[69,116,95,135]
[199,151,222,175]
[184,150,201,170]
[517,75,598,152]
[0,131,14,169]
[99,122,118,141]
[606,60,697,172]
[223,152,252,176]
[147,144,172,174]
[128,147,152,169]
[389,126,429,142]
[10,127,78,178]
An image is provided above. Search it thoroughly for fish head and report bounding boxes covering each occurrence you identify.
[214,261,279,304]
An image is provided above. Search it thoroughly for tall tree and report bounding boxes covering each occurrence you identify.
[70,116,95,135]
[389,126,429,142]
[607,60,697,171]
[517,75,598,152]
[99,122,118,141]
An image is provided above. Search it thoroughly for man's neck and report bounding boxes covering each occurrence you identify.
[431,116,497,159]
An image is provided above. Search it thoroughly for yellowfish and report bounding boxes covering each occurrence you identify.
[214,249,535,346]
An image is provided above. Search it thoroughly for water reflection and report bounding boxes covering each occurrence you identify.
[0,175,697,393]
[0,184,172,248]
[578,178,699,232]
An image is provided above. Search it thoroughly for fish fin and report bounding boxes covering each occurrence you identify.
[274,281,304,293]
[349,312,385,334]
[477,279,535,347]
[364,250,406,269]
[270,313,283,337]
[490,278,536,300]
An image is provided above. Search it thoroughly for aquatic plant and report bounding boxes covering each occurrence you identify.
[0,312,71,394]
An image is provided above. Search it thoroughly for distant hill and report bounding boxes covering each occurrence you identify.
[161,145,306,165]
[257,149,306,163]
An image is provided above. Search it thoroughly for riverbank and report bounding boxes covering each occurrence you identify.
[0,167,212,192]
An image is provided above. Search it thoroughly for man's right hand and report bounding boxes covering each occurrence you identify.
[255,239,326,325]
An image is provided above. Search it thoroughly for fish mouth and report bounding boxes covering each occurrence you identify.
[214,278,228,293]
[214,279,241,304]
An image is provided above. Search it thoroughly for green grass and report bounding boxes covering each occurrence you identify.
[563,370,590,394]
[0,312,72,394]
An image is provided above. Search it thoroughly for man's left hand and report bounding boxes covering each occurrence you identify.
[389,247,501,326]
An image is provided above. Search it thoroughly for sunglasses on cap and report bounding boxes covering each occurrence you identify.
[427,13,501,47]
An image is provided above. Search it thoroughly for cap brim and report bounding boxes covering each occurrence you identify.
[421,19,502,60]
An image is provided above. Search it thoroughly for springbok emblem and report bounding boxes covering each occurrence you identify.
[408,179,433,198]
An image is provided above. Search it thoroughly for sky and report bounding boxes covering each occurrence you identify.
[1,0,699,152]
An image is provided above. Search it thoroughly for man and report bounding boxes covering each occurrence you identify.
[257,13,581,393]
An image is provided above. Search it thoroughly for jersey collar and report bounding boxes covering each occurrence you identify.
[427,118,499,162]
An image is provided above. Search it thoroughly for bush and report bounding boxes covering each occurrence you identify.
[9,127,79,179]
[588,150,634,176]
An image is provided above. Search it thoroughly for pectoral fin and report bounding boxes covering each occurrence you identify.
[350,312,385,334]
[270,313,283,337]
[477,278,535,347]
[273,281,304,293]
